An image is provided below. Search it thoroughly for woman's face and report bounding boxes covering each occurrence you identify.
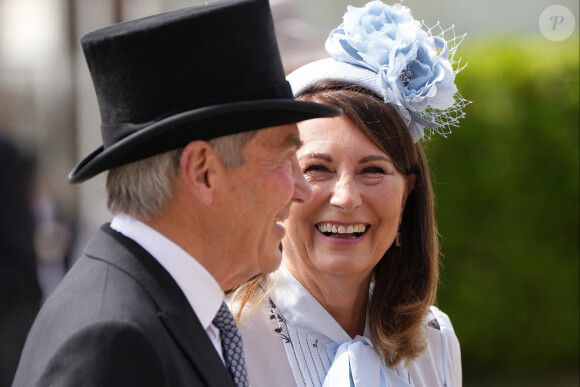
[282,113,411,282]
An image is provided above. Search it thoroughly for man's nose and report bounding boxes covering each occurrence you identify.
[291,157,312,204]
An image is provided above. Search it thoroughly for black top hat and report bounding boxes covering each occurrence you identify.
[68,0,341,183]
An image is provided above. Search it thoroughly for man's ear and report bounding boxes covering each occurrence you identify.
[179,141,220,205]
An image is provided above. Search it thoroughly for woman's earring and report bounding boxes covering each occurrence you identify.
[396,231,401,247]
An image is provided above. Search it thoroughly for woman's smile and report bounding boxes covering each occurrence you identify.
[315,222,370,239]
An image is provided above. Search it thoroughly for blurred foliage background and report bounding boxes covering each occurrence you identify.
[425,36,579,385]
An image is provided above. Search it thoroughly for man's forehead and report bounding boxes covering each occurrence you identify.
[256,124,302,149]
[280,132,303,149]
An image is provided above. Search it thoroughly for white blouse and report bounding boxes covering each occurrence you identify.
[232,265,462,387]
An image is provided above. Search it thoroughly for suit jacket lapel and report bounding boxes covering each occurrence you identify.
[85,224,235,387]
[159,313,235,387]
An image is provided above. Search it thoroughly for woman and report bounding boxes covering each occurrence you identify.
[230,2,469,386]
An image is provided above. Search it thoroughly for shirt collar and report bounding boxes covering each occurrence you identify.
[110,213,223,331]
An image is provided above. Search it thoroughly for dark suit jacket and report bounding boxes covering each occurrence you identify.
[12,224,235,387]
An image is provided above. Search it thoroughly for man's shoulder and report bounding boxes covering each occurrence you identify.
[28,250,161,346]
[31,225,165,337]
[12,245,199,387]
[14,320,166,386]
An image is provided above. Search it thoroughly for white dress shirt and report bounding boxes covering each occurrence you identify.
[233,264,462,387]
[110,213,225,361]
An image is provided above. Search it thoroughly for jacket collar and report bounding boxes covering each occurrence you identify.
[85,224,234,387]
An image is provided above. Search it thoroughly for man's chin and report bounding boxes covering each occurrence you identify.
[259,248,283,274]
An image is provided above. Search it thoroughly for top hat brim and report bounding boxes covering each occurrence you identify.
[68,99,341,183]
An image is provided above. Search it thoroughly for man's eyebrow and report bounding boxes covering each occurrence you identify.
[359,154,393,164]
[298,153,332,162]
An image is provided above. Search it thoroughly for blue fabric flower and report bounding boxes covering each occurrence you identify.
[325,1,461,136]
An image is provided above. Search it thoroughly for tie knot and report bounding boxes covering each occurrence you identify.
[213,302,238,333]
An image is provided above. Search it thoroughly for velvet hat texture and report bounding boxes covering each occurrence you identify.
[68,0,341,183]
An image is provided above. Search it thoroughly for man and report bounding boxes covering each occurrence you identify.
[11,0,340,386]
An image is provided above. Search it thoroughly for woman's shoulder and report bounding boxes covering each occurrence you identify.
[227,293,297,387]
[408,305,462,386]
[426,305,455,334]
[424,305,461,358]
[227,292,282,345]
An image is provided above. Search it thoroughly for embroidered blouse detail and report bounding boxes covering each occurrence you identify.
[268,297,337,387]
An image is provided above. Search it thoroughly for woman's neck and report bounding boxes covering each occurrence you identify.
[284,261,371,338]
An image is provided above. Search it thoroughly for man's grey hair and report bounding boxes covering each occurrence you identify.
[106,130,258,220]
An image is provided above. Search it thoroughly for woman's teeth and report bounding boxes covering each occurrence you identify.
[316,223,368,238]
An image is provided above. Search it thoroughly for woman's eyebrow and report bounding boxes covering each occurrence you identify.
[359,154,393,164]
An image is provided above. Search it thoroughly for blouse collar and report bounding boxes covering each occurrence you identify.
[272,264,371,345]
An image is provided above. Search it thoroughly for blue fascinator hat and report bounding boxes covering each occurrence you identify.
[287,1,470,142]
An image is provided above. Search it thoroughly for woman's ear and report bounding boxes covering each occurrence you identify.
[179,140,219,205]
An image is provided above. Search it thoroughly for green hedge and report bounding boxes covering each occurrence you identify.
[425,36,579,384]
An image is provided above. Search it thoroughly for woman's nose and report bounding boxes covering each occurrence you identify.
[330,175,361,211]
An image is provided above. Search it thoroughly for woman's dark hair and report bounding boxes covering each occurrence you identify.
[297,81,438,365]
[232,80,438,366]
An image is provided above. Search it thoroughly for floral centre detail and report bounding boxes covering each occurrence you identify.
[398,65,413,86]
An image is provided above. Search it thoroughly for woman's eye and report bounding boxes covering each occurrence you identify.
[362,166,386,174]
[303,164,330,174]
